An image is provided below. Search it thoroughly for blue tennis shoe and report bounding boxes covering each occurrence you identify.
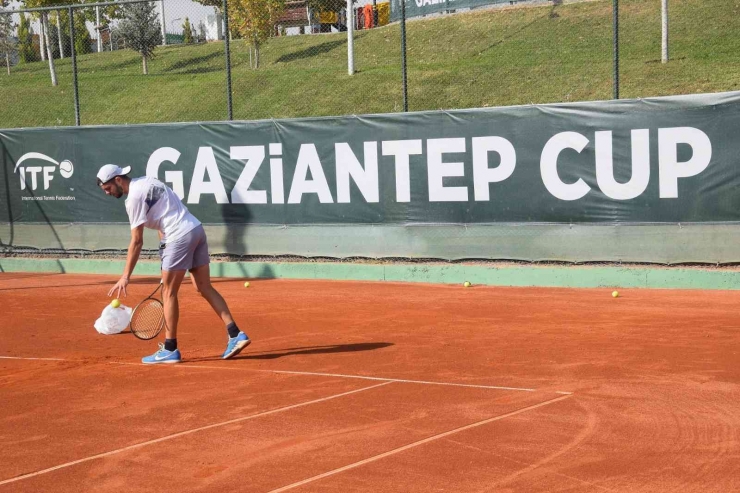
[142,343,182,364]
[223,332,251,359]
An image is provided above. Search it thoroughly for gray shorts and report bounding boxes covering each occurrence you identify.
[159,225,210,272]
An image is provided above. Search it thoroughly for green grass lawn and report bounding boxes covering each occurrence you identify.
[1,0,738,129]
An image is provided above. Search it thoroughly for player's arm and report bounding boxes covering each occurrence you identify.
[108,224,144,298]
[123,224,145,280]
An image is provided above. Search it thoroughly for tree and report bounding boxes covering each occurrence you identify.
[17,13,35,63]
[193,0,223,12]
[230,0,285,68]
[118,1,162,75]
[182,17,193,44]
[73,2,121,52]
[47,10,72,59]
[23,0,64,86]
[0,2,17,75]
[52,11,63,58]
[40,12,56,84]
[73,10,92,55]
[36,13,44,61]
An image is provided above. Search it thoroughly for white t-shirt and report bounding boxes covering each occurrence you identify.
[125,176,200,242]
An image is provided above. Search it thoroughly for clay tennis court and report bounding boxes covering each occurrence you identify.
[1,272,739,492]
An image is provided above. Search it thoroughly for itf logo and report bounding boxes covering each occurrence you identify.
[14,152,75,191]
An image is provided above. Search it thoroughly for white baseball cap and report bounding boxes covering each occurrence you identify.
[97,164,132,184]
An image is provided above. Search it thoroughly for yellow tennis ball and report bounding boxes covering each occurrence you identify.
[463,281,471,288]
[111,299,121,308]
[244,281,250,288]
[612,290,619,298]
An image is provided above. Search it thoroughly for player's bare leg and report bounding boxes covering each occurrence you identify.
[162,269,187,339]
[189,264,250,359]
[189,264,234,326]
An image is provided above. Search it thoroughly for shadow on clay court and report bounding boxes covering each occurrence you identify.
[186,342,394,362]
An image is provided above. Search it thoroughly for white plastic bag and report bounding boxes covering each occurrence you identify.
[94,304,132,335]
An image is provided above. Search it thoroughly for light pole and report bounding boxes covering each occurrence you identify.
[96,6,102,52]
[160,0,167,45]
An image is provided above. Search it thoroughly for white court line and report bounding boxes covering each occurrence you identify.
[0,356,541,392]
[0,356,66,362]
[0,356,575,395]
[267,370,537,393]
[268,394,573,493]
[0,381,392,488]
[109,362,537,392]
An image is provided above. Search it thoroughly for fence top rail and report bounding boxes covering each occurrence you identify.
[0,0,161,15]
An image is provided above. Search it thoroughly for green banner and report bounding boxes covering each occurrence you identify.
[390,0,509,22]
[2,91,739,227]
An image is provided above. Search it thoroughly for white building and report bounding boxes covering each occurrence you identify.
[205,13,223,41]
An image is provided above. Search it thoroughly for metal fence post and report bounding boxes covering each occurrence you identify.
[661,0,669,63]
[347,0,354,75]
[613,0,619,99]
[400,0,408,112]
[222,0,233,120]
[69,6,80,125]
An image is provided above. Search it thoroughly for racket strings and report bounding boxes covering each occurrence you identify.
[131,299,165,339]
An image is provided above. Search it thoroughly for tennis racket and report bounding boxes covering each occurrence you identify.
[129,280,166,340]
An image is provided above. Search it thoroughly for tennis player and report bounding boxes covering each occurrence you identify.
[96,164,251,364]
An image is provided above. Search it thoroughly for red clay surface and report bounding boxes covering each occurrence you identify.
[0,272,739,492]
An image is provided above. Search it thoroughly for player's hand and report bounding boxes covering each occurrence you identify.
[108,276,129,298]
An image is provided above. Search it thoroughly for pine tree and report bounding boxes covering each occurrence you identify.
[182,17,193,44]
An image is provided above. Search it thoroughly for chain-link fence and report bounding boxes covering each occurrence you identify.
[619,0,738,99]
[0,0,738,128]
[404,0,615,111]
